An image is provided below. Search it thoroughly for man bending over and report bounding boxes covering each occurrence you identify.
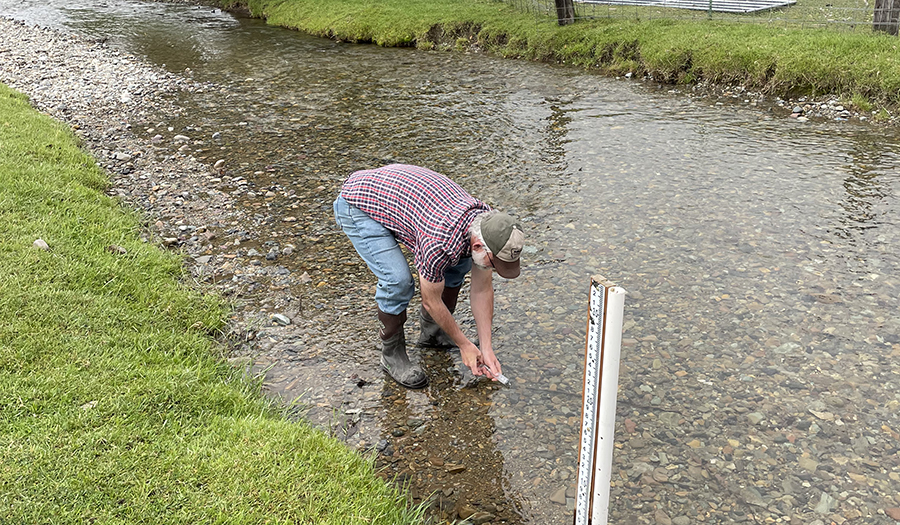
[333,164,524,388]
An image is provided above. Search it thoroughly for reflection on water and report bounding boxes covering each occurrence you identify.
[836,140,896,241]
[3,0,900,522]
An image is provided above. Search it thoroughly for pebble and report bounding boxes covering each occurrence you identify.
[457,504,476,519]
[549,486,566,504]
[469,511,495,525]
[271,313,291,326]
[654,509,672,525]
[799,456,818,472]
[814,492,837,513]
[32,238,49,250]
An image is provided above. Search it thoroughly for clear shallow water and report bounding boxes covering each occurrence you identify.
[4,1,899,522]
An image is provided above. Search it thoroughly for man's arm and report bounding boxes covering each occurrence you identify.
[419,277,486,377]
[469,263,501,379]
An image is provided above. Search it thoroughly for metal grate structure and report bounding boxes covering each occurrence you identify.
[495,0,898,31]
[579,0,796,13]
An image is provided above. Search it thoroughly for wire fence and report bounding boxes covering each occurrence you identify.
[495,0,900,32]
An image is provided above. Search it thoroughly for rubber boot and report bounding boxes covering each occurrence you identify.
[378,308,427,389]
[417,286,461,348]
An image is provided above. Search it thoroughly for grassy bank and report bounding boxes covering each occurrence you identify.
[224,0,900,110]
[0,83,420,524]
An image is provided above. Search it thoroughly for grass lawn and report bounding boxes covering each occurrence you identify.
[0,83,421,524]
[224,0,900,110]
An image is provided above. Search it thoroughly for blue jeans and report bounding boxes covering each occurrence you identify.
[333,196,471,315]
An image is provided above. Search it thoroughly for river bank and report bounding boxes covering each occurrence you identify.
[0,10,541,523]
[215,0,900,124]
[0,17,421,524]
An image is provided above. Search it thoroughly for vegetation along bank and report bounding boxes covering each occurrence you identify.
[0,18,421,522]
[219,0,900,119]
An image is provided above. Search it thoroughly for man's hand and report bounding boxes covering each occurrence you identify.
[458,341,485,377]
[479,346,502,380]
[459,342,505,381]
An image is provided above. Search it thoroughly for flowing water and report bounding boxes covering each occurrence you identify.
[4,1,900,523]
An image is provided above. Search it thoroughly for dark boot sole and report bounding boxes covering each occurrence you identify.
[415,338,456,349]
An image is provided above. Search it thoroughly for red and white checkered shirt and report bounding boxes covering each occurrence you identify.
[340,164,490,283]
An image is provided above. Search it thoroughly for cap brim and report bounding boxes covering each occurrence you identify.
[493,258,520,279]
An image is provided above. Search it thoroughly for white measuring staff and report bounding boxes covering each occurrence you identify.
[574,275,626,525]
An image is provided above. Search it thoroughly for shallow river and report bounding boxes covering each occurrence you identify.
[4,1,900,523]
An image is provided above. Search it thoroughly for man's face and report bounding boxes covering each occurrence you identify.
[471,237,493,271]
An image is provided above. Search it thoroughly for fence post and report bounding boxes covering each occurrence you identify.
[874,0,900,35]
[555,0,576,25]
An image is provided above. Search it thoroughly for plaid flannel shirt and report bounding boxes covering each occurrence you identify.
[340,164,490,282]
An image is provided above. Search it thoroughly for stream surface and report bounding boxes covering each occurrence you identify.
[4,1,900,523]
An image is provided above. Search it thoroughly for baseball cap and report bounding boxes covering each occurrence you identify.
[481,212,524,279]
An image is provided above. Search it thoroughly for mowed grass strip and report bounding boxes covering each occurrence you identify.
[0,84,421,524]
[229,0,900,109]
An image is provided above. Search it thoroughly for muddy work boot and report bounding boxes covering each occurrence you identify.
[377,309,427,389]
[416,307,456,348]
[416,285,460,348]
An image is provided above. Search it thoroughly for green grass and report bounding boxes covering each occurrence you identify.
[222,0,900,108]
[0,83,421,524]
[850,92,874,112]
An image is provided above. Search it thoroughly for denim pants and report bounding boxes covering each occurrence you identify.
[333,196,472,316]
